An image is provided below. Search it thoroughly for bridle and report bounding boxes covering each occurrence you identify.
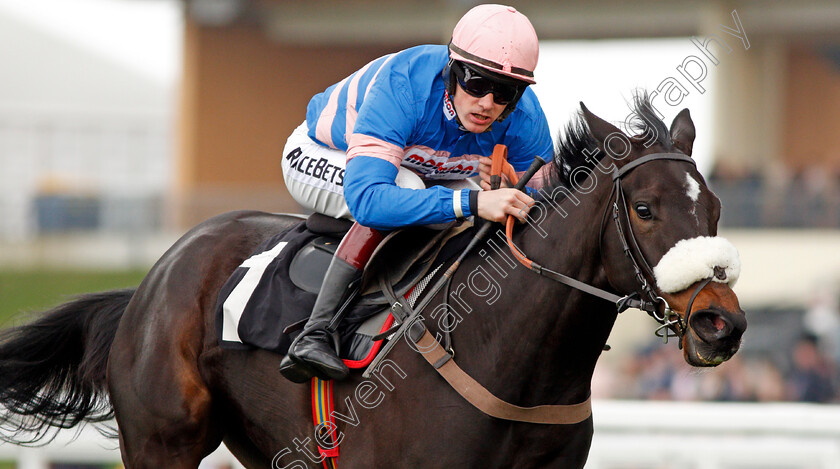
[506,152,711,345]
[361,150,716,425]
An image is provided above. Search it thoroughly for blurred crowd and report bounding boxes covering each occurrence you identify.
[709,162,840,228]
[593,290,840,403]
[592,334,838,402]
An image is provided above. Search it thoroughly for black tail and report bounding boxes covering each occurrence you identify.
[0,288,135,444]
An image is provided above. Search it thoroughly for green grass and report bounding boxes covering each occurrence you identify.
[0,269,148,328]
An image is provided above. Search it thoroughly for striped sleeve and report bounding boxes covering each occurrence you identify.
[343,156,473,230]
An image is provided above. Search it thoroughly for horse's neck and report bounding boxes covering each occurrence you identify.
[454,170,616,406]
[519,172,613,292]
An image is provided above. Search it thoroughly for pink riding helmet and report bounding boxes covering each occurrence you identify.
[449,4,539,84]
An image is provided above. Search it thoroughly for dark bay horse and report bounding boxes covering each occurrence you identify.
[0,96,746,468]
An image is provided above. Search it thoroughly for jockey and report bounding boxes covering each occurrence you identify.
[279,4,554,383]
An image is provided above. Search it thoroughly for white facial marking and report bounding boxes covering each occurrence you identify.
[685,172,701,202]
[685,172,701,225]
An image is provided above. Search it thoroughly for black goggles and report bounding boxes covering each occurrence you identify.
[452,61,525,105]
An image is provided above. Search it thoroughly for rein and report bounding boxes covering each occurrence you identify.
[365,145,593,425]
[363,150,710,426]
[504,152,709,342]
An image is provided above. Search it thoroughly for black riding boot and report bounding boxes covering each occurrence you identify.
[279,223,383,383]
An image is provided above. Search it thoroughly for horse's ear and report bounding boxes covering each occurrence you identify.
[670,108,695,157]
[580,102,624,144]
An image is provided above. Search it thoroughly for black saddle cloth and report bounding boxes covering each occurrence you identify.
[214,215,476,358]
[215,220,370,354]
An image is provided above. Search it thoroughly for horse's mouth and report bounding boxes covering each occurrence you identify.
[684,336,737,367]
[682,307,745,367]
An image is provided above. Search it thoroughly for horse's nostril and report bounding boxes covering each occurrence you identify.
[690,309,742,343]
[728,311,747,342]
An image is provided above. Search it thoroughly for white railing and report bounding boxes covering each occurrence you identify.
[2,401,840,468]
[587,400,840,469]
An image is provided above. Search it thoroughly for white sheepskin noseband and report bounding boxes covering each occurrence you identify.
[653,236,740,293]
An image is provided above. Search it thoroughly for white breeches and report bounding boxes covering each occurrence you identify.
[281,122,479,221]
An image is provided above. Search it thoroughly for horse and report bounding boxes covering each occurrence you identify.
[0,95,746,468]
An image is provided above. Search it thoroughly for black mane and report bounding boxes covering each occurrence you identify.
[626,91,674,152]
[545,112,601,192]
[543,91,673,196]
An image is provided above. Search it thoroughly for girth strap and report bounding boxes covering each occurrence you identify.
[414,330,592,425]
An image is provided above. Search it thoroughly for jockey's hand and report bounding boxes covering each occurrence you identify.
[477,188,534,223]
[478,156,511,190]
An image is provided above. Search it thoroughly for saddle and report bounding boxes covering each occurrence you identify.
[293,213,466,302]
[216,213,472,362]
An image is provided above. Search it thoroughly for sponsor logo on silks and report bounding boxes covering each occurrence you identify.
[403,149,478,178]
[285,147,345,186]
[443,90,457,121]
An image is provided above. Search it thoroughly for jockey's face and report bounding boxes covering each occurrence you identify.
[452,83,507,133]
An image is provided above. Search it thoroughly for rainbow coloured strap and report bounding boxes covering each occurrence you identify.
[312,377,339,469]
[308,309,398,468]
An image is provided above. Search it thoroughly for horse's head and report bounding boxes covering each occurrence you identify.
[580,97,746,367]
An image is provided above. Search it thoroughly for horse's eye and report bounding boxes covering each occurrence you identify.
[634,203,653,220]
